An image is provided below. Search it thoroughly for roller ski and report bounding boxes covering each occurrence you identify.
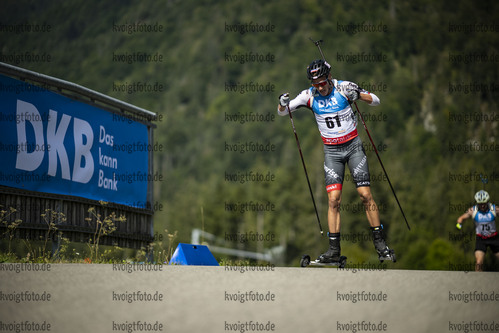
[300,232,347,268]
[300,254,347,268]
[371,226,396,263]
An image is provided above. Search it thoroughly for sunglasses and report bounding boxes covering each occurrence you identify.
[311,79,329,88]
[478,203,489,210]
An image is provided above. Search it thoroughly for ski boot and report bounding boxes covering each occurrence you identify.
[370,225,396,263]
[300,232,347,267]
[317,232,342,263]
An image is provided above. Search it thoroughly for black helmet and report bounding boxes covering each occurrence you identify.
[307,59,331,81]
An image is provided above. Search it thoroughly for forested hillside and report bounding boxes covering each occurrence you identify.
[1,0,498,269]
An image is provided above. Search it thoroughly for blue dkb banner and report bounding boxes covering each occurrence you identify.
[0,74,149,208]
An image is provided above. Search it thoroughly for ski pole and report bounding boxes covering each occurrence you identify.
[352,102,411,230]
[309,37,411,231]
[480,174,488,189]
[286,104,324,235]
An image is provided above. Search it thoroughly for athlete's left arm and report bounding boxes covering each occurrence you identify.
[340,80,380,106]
[359,91,380,106]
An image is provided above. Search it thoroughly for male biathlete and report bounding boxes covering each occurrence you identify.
[277,59,395,263]
[456,190,499,271]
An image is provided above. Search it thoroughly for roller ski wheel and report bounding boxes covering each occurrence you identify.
[300,255,311,267]
[379,249,396,263]
[300,254,347,268]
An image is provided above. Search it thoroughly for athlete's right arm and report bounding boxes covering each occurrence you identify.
[277,89,312,116]
[456,208,473,226]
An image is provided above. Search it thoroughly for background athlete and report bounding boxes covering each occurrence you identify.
[277,59,394,263]
[456,190,499,271]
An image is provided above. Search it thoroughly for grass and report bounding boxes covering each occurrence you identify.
[0,204,178,265]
